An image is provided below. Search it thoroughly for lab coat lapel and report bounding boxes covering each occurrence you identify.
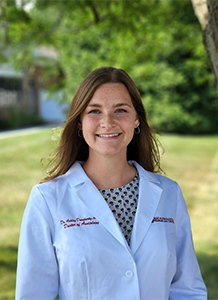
[66,162,126,246]
[66,162,162,252]
[76,180,127,248]
[130,165,163,254]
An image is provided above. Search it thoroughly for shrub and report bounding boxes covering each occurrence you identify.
[0,107,45,130]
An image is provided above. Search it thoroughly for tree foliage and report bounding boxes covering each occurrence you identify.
[0,0,217,134]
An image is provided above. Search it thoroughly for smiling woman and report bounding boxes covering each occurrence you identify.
[80,83,140,180]
[40,66,161,183]
[16,67,207,300]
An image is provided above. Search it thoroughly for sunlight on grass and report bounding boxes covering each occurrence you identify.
[0,130,217,299]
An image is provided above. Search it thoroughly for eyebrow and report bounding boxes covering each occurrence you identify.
[87,102,132,108]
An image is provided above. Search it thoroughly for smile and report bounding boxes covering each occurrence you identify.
[97,133,120,137]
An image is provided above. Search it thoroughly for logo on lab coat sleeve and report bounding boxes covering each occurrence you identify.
[60,217,99,229]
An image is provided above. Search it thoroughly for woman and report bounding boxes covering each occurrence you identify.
[16,67,207,299]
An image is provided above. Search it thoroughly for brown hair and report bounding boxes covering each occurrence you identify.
[42,66,162,182]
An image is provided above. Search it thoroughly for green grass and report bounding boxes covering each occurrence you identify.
[0,130,218,299]
[0,128,55,299]
[159,134,218,299]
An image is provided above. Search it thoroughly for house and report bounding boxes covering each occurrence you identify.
[0,47,69,127]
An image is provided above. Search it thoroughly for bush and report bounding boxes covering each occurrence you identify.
[0,107,45,130]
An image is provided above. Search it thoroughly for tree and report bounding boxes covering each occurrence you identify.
[191,0,218,103]
[1,0,217,133]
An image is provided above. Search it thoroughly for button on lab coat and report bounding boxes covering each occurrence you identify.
[16,161,207,300]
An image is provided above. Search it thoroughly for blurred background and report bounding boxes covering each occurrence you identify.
[0,0,218,299]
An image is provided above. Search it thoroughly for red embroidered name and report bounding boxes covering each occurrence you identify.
[152,217,174,223]
[60,217,99,229]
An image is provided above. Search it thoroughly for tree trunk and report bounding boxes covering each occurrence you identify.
[22,66,30,113]
[191,0,218,103]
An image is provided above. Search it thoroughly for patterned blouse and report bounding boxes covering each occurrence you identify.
[99,172,139,245]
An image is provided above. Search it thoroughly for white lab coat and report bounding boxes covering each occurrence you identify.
[16,161,207,300]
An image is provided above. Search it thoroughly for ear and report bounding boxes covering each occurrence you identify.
[134,115,140,128]
[78,122,82,130]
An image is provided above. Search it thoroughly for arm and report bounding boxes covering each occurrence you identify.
[16,186,59,300]
[169,183,207,299]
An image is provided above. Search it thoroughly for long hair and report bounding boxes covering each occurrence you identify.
[42,67,162,182]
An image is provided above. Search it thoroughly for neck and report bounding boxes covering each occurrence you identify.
[82,155,136,190]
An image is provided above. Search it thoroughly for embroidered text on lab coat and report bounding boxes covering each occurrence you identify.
[60,217,99,229]
[152,217,174,223]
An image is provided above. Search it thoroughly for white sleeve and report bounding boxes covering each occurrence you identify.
[16,186,59,300]
[169,183,207,299]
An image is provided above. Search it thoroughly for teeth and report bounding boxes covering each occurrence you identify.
[98,133,119,137]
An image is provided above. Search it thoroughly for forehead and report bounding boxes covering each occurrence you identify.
[89,83,132,105]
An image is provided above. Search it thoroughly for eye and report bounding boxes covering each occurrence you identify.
[89,109,100,114]
[116,109,126,113]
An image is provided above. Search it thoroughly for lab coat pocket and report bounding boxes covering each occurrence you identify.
[136,219,177,291]
[151,220,177,280]
[150,219,177,260]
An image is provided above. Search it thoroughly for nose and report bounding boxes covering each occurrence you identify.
[100,113,116,128]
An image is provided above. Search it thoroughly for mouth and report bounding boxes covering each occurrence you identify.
[97,133,121,137]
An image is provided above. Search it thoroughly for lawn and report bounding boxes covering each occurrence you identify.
[0,129,218,299]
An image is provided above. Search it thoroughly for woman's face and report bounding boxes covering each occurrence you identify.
[80,83,139,160]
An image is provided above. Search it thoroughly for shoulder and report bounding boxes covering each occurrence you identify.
[30,161,88,206]
[132,161,178,187]
[132,161,183,202]
[133,162,187,214]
